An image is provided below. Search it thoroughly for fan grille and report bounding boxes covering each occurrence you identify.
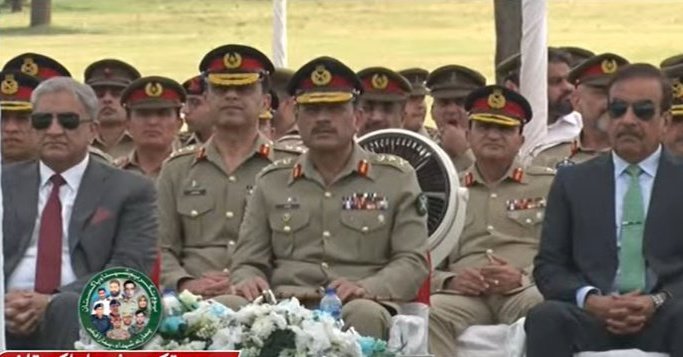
[359,134,450,235]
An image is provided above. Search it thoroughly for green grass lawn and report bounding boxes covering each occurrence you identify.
[1,0,682,83]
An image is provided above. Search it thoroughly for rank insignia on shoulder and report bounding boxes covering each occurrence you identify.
[342,192,388,210]
[556,158,576,168]
[415,193,428,216]
[505,197,547,211]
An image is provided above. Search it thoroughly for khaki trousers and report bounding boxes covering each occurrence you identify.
[428,286,543,357]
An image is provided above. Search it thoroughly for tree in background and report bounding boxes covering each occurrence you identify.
[30,0,50,26]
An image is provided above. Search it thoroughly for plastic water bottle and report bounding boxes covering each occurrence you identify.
[319,287,343,321]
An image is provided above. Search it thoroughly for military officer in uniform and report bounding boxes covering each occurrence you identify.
[398,67,438,139]
[114,76,186,178]
[1,71,41,163]
[427,65,485,172]
[257,89,279,139]
[180,75,213,146]
[158,44,302,297]
[230,56,429,340]
[84,59,141,158]
[662,56,683,157]
[532,53,629,168]
[355,67,412,137]
[429,85,555,357]
[270,68,302,145]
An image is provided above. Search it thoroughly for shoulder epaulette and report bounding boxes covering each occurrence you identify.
[273,142,306,155]
[259,157,297,176]
[370,153,412,172]
[168,144,200,161]
[89,147,113,164]
[525,165,557,176]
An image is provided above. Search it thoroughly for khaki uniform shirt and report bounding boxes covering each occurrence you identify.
[531,137,606,168]
[158,134,303,289]
[231,144,430,302]
[114,140,183,179]
[92,131,135,159]
[433,161,555,292]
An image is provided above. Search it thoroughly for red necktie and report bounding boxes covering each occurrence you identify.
[34,174,66,294]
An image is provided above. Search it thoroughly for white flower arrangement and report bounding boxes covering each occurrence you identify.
[76,290,397,357]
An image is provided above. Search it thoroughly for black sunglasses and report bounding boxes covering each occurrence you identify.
[30,112,91,130]
[607,99,657,121]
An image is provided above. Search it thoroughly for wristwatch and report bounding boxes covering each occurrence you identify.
[650,292,668,310]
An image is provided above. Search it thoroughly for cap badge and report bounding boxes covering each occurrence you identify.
[488,89,506,109]
[371,73,389,89]
[21,58,38,76]
[311,65,332,86]
[223,52,242,69]
[601,59,617,74]
[104,67,112,78]
[1,75,19,95]
[145,82,164,97]
[673,79,683,99]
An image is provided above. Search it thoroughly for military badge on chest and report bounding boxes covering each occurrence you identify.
[342,192,388,210]
[275,196,301,210]
[183,179,207,196]
[505,197,547,211]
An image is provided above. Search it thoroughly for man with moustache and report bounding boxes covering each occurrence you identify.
[114,76,185,179]
[84,59,141,158]
[158,45,301,298]
[398,68,438,140]
[230,56,429,340]
[180,75,213,146]
[661,57,683,157]
[497,49,582,157]
[526,63,683,357]
[426,65,486,172]
[270,68,302,146]
[356,67,412,137]
[429,85,554,356]
[1,71,41,163]
[533,53,629,168]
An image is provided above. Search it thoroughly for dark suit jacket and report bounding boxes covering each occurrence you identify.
[534,150,683,303]
[3,157,158,294]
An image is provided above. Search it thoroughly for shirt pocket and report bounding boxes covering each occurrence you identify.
[340,210,390,260]
[177,195,215,246]
[507,208,545,229]
[268,210,310,258]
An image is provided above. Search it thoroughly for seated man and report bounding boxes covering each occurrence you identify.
[429,85,554,356]
[526,64,683,356]
[229,56,429,340]
[3,77,158,349]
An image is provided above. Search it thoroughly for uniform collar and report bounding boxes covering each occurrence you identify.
[289,143,375,185]
[193,132,275,166]
[463,158,527,187]
[93,130,133,147]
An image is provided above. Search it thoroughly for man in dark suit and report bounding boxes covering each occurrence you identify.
[525,63,683,356]
[3,77,158,349]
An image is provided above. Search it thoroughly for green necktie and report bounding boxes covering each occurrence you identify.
[617,164,646,293]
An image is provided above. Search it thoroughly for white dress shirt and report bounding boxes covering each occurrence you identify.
[7,155,90,290]
[530,111,584,157]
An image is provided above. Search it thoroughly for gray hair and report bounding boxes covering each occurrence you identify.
[31,77,99,120]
